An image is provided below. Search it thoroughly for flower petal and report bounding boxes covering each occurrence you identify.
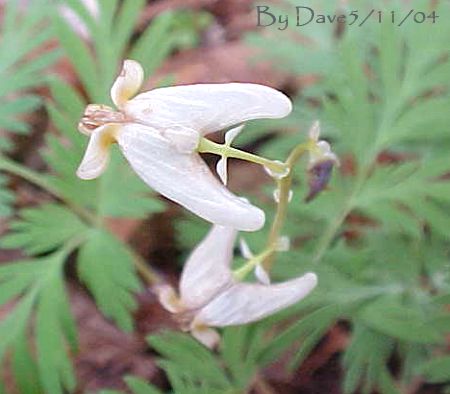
[154,284,183,313]
[116,123,265,231]
[239,237,253,260]
[190,325,221,349]
[124,83,292,135]
[194,273,318,327]
[225,124,244,144]
[180,225,235,309]
[308,120,321,141]
[76,124,119,180]
[254,264,271,285]
[111,60,144,109]
[215,125,245,185]
[216,157,227,185]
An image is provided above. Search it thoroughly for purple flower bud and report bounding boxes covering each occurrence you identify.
[305,159,335,202]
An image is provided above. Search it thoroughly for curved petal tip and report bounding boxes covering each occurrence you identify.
[111,59,144,108]
[76,124,119,180]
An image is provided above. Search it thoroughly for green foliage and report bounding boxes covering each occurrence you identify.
[124,376,164,394]
[77,229,141,331]
[342,324,398,394]
[0,0,210,392]
[418,356,450,384]
[0,203,87,255]
[99,329,266,393]
[0,250,77,394]
[172,0,450,393]
[0,0,60,217]
[238,0,450,392]
[0,0,449,392]
[0,0,59,148]
[98,376,164,394]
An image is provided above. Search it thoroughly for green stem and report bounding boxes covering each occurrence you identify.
[0,155,60,196]
[0,155,96,224]
[311,200,353,264]
[132,252,163,285]
[311,155,371,265]
[263,142,311,271]
[311,85,408,265]
[197,137,287,175]
[233,248,274,280]
[0,156,163,285]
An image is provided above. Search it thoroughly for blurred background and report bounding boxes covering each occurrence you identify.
[0,0,449,393]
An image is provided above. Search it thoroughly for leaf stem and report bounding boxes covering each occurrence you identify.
[132,252,163,285]
[233,248,274,280]
[0,155,96,224]
[311,163,368,265]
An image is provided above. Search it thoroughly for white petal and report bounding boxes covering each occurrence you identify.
[190,326,221,349]
[263,160,290,179]
[161,126,199,154]
[195,273,318,327]
[254,264,271,285]
[180,225,235,309]
[239,237,254,260]
[308,120,321,141]
[225,124,244,145]
[76,124,119,180]
[124,83,292,135]
[154,284,183,313]
[111,60,144,109]
[273,188,293,203]
[117,123,265,231]
[216,157,228,185]
[308,141,340,169]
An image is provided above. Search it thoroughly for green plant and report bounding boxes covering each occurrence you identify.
[163,0,450,393]
[0,0,60,216]
[0,1,208,392]
[1,0,449,393]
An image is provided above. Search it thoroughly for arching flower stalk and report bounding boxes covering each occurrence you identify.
[156,225,317,348]
[77,59,292,231]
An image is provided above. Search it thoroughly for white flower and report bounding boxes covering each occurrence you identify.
[76,60,292,231]
[156,225,318,348]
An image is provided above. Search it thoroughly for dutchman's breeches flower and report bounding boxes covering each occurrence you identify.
[76,60,292,231]
[156,225,318,348]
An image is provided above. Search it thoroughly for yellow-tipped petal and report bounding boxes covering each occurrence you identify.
[154,284,183,314]
[111,59,144,109]
[190,324,221,349]
[76,124,120,180]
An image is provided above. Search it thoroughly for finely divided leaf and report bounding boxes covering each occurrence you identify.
[77,229,141,331]
[0,203,87,255]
